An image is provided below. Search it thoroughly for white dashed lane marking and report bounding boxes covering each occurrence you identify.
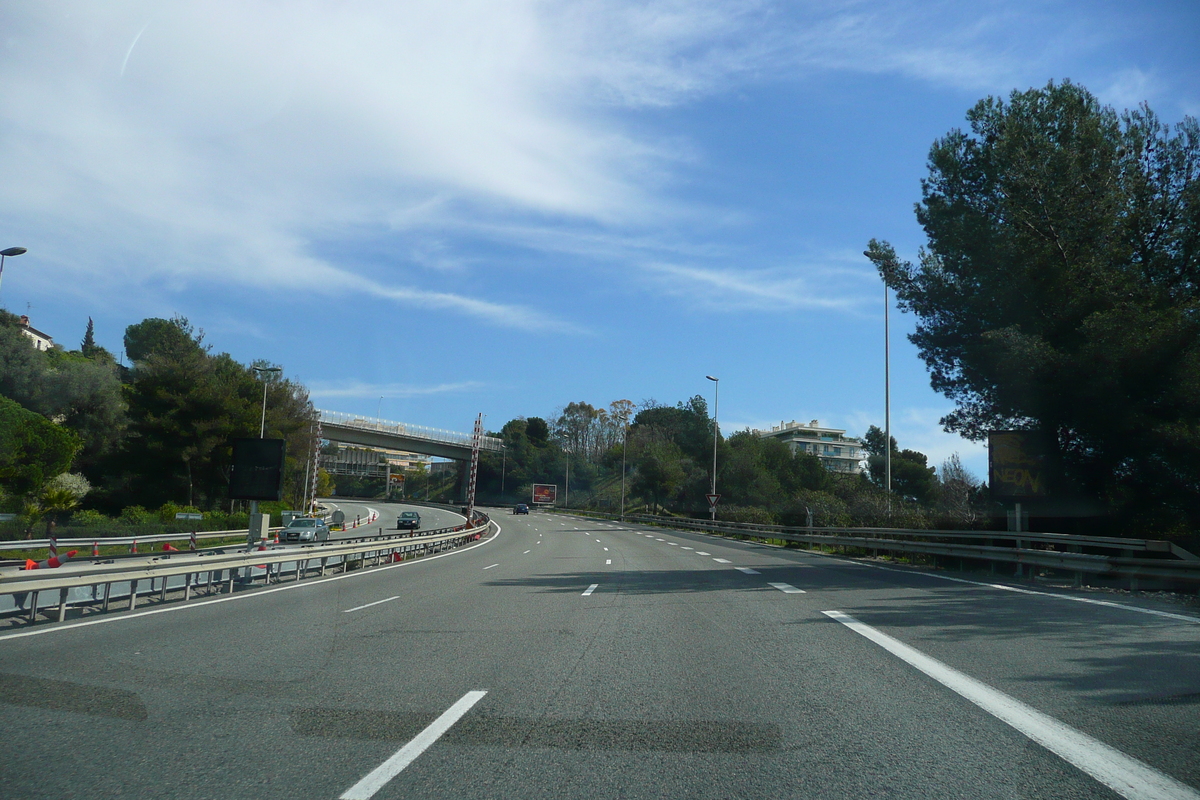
[484,564,499,570]
[735,567,760,575]
[768,582,805,594]
[523,550,531,554]
[582,584,599,596]
[697,552,711,556]
[713,558,732,564]
[606,559,612,565]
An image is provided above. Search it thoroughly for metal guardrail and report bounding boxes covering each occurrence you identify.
[561,510,1200,588]
[317,409,503,451]
[0,528,283,553]
[0,514,493,624]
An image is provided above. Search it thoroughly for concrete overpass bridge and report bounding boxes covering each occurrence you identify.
[316,409,503,461]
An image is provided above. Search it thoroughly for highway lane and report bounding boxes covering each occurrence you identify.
[0,509,1196,799]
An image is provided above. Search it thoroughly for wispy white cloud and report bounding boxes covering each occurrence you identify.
[1099,67,1160,111]
[643,261,875,313]
[0,0,1170,334]
[308,380,486,400]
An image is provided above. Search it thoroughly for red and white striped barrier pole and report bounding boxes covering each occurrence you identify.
[49,536,58,561]
[91,541,99,557]
[25,550,78,570]
[189,530,197,551]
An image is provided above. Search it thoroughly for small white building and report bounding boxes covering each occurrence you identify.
[18,315,53,351]
[755,419,867,474]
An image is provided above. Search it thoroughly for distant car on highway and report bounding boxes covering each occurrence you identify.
[282,517,330,542]
[513,503,529,514]
[396,511,422,530]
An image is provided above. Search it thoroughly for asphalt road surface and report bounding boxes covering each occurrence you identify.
[1,508,1197,799]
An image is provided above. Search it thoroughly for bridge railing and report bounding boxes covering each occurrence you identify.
[317,409,503,451]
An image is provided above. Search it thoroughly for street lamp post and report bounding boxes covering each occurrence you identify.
[253,366,282,438]
[501,444,506,496]
[0,247,28,300]
[884,282,892,517]
[249,366,282,547]
[706,375,719,522]
[377,396,383,428]
[619,415,629,522]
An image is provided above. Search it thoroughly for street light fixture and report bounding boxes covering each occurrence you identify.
[252,366,282,438]
[706,375,719,522]
[0,246,28,300]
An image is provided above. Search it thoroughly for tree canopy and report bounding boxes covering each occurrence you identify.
[866,81,1200,531]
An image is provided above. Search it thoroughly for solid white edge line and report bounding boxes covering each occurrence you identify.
[0,519,505,642]
[342,596,401,613]
[632,518,1200,626]
[582,583,599,596]
[850,561,1200,624]
[821,610,1200,800]
[339,690,487,800]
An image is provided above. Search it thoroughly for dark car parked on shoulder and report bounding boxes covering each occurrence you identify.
[396,511,421,530]
[513,503,529,514]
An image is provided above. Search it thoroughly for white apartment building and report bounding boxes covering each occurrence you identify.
[754,420,867,474]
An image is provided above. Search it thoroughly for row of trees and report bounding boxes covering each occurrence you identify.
[0,311,319,534]
[457,395,984,529]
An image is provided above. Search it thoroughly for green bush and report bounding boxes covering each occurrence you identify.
[70,509,111,527]
[119,505,153,525]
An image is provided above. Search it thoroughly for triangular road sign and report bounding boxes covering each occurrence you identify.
[706,493,721,508]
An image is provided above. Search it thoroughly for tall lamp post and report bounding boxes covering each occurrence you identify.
[619,410,629,522]
[501,444,506,497]
[884,281,892,517]
[0,246,28,299]
[249,366,282,547]
[253,366,282,437]
[706,375,719,521]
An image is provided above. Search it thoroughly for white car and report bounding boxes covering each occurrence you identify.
[282,517,331,542]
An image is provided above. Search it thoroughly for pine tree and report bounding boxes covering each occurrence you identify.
[81,317,97,357]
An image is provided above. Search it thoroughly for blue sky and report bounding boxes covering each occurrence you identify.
[2,1,1198,478]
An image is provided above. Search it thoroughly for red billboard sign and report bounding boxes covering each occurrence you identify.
[532,484,557,504]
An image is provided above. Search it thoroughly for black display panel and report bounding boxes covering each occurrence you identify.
[229,438,286,501]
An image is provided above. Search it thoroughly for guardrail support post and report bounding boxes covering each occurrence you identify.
[184,574,192,601]
[28,591,38,622]
[159,577,168,603]
[102,582,111,611]
[227,569,235,594]
[129,580,139,610]
[320,557,327,576]
[57,588,69,622]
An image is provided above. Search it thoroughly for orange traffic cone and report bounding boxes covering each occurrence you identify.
[130,539,138,554]
[92,541,99,557]
[25,550,78,570]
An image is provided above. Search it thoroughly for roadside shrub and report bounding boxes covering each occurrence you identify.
[716,505,777,525]
[119,505,153,525]
[70,509,111,527]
